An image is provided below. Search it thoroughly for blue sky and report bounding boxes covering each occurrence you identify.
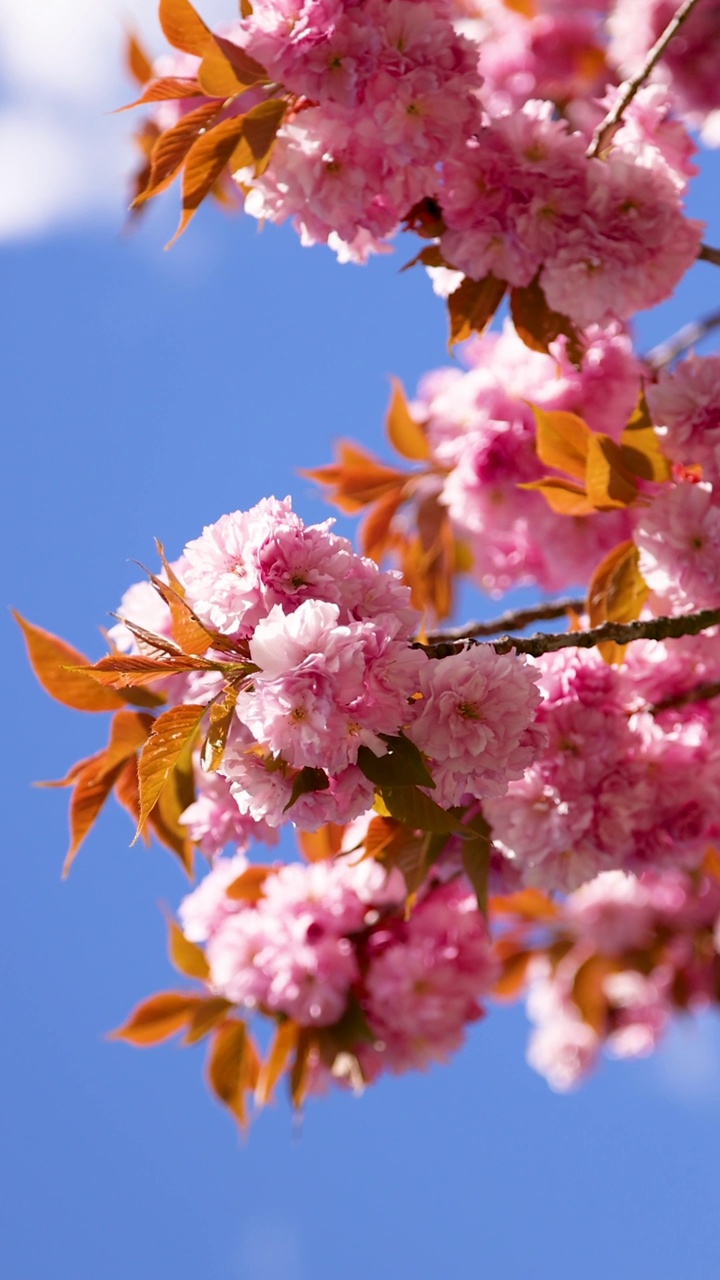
[4,12,720,1276]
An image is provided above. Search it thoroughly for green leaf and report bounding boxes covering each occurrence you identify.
[357,734,435,789]
[283,766,329,813]
[378,785,468,836]
[460,813,492,916]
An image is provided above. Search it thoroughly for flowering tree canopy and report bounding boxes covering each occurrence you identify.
[17,0,720,1129]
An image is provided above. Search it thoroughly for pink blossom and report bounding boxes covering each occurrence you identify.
[406,644,545,807]
[635,481,720,610]
[647,356,720,486]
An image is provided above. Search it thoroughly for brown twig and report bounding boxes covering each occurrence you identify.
[424,597,585,645]
[587,0,703,159]
[648,679,720,715]
[422,606,720,659]
[699,244,720,268]
[646,307,720,369]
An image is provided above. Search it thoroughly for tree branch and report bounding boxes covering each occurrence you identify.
[646,307,720,369]
[424,597,585,645]
[648,679,720,715]
[421,606,720,659]
[698,244,720,268]
[586,0,703,159]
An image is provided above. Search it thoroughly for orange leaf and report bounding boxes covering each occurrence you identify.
[132,100,222,208]
[114,757,146,839]
[702,846,720,883]
[571,954,617,1034]
[125,30,154,87]
[585,435,638,510]
[620,390,671,483]
[135,703,205,841]
[229,98,287,176]
[183,996,234,1044]
[168,115,248,245]
[510,276,584,366]
[489,889,559,920]
[256,1020,300,1106]
[118,77,204,111]
[447,274,506,350]
[166,916,210,981]
[296,823,345,862]
[303,441,409,513]
[159,0,214,56]
[290,1028,315,1110]
[385,377,429,462]
[359,488,405,563]
[65,753,127,876]
[530,406,593,482]
[14,612,124,712]
[110,991,200,1045]
[587,539,648,665]
[201,687,239,771]
[226,865,273,902]
[492,949,533,1000]
[518,477,595,516]
[206,1019,256,1128]
[198,38,267,97]
[83,653,214,689]
[102,709,155,774]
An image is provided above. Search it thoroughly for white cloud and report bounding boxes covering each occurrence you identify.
[0,0,230,241]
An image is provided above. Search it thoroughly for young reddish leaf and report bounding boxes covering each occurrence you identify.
[168,115,248,245]
[586,434,638,510]
[226,865,274,901]
[362,815,406,861]
[255,1020,299,1106]
[447,274,506,349]
[114,757,147,841]
[198,38,267,97]
[303,441,409,514]
[125,30,154,86]
[620,391,671,483]
[147,729,197,874]
[206,1019,259,1128]
[183,996,234,1044]
[510,277,584,366]
[132,100,222,208]
[489,888,558,920]
[14,612,124,712]
[399,243,448,273]
[64,753,127,877]
[587,539,648,665]
[110,991,200,1045]
[201,687,238,771]
[382,830,428,897]
[530,406,593,482]
[702,847,720,883]
[135,703,205,841]
[359,488,405,563]
[102,710,155,774]
[118,77,204,111]
[147,570,215,656]
[385,377,429,462]
[166,916,210,981]
[518,477,595,517]
[295,823,345,863]
[159,0,214,56]
[229,98,287,176]
[83,653,214,689]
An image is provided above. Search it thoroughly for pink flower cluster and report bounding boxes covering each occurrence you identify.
[411,320,640,595]
[525,867,720,1090]
[485,640,720,892]
[180,850,496,1078]
[240,0,482,261]
[439,92,702,328]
